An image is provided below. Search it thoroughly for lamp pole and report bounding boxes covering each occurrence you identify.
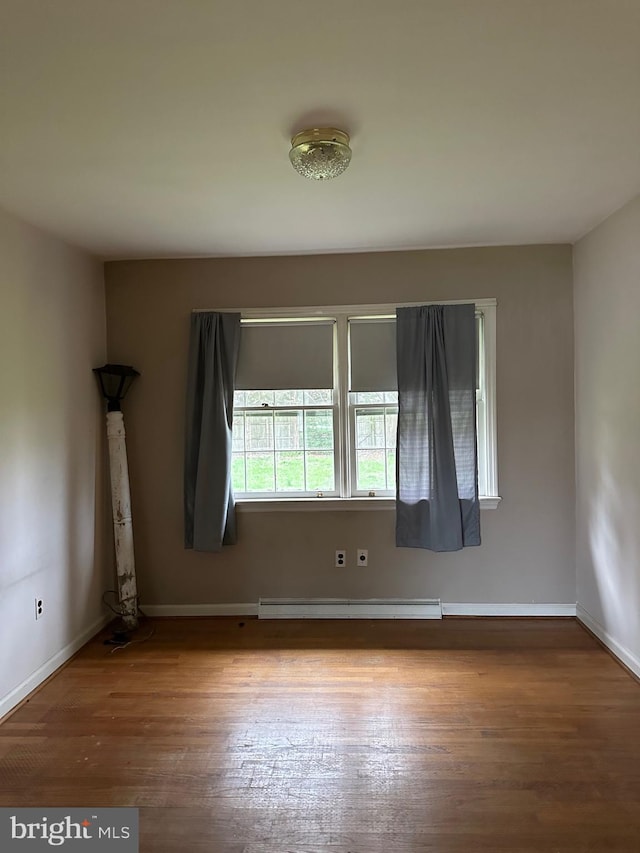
[93,364,140,633]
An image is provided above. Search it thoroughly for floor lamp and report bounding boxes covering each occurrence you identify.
[93,363,140,636]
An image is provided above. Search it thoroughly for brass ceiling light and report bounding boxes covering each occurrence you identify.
[289,128,352,180]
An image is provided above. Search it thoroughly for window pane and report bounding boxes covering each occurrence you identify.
[303,389,333,405]
[355,409,385,448]
[306,452,335,491]
[275,451,305,491]
[274,410,303,450]
[231,453,246,493]
[274,389,304,406]
[245,453,275,492]
[234,390,246,408]
[245,412,274,451]
[245,390,274,408]
[305,410,334,450]
[234,392,337,495]
[351,402,398,493]
[384,391,398,404]
[232,413,245,452]
[356,450,386,490]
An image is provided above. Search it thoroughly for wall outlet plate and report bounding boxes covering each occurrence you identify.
[335,550,346,568]
[357,549,368,567]
[35,598,43,620]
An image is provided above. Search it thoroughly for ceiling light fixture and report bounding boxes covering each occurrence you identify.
[289,128,352,180]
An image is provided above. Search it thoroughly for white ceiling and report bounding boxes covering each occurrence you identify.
[1,0,639,259]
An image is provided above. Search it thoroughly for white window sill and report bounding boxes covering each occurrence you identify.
[236,496,502,513]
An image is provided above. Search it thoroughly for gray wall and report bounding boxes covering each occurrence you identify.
[0,206,109,716]
[574,193,640,672]
[105,245,575,607]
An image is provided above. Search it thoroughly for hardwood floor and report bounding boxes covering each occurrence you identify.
[1,617,639,852]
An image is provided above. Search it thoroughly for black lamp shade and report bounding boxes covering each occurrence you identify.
[93,364,140,411]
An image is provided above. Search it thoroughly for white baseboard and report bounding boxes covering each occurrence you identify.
[258,598,442,619]
[0,613,111,721]
[442,602,577,617]
[577,605,640,679]
[141,602,577,619]
[141,603,258,617]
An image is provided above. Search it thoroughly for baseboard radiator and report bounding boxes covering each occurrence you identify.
[257,598,442,620]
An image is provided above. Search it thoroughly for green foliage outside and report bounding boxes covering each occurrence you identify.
[232,452,333,492]
[232,449,396,493]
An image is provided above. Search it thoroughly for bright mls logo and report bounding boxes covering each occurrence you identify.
[1,809,138,851]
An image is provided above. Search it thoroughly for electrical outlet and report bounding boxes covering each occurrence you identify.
[357,549,368,567]
[35,597,43,620]
[335,550,346,568]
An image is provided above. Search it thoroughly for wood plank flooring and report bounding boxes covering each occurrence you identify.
[1,617,639,852]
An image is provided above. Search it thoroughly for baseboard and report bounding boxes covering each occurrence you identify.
[0,613,111,722]
[258,598,442,619]
[442,602,577,617]
[141,601,577,619]
[141,603,259,617]
[577,605,640,680]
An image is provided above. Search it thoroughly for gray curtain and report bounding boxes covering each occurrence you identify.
[184,312,241,552]
[396,304,480,551]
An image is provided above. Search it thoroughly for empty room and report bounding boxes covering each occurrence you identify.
[1,1,639,851]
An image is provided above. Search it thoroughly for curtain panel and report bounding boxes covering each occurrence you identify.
[184,312,241,552]
[396,304,480,551]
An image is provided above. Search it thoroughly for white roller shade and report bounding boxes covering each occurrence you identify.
[236,320,334,390]
[349,318,397,392]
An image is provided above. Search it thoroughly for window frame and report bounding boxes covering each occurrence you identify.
[204,299,500,511]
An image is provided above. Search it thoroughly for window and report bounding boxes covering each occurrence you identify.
[232,390,337,496]
[348,317,398,496]
[230,301,498,508]
[350,392,398,496]
[232,319,338,497]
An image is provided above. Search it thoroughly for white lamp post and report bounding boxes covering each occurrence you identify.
[93,364,140,634]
